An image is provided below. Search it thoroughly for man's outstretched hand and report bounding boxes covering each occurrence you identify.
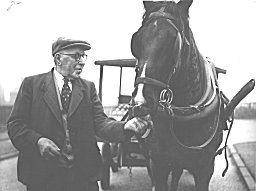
[124,114,153,138]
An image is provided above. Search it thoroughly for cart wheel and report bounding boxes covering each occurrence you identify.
[101,142,111,189]
[117,143,123,168]
[110,159,119,172]
[110,143,119,172]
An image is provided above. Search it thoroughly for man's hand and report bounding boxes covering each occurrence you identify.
[37,137,61,160]
[124,114,153,138]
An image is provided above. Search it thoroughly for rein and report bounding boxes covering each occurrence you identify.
[163,62,219,120]
[159,62,221,151]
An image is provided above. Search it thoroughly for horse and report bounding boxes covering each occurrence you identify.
[129,1,228,190]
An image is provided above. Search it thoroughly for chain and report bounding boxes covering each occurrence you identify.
[128,166,133,181]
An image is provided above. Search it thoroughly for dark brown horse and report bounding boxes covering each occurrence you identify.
[130,1,227,190]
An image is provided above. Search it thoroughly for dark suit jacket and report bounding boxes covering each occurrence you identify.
[7,68,126,186]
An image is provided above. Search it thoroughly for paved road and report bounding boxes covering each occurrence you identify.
[0,155,248,191]
[1,119,255,191]
[227,119,256,144]
[0,157,25,191]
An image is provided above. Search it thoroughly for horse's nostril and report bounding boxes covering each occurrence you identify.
[129,104,151,117]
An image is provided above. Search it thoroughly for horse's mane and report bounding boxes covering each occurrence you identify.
[174,26,205,105]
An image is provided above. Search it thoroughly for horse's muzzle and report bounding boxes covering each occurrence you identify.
[128,105,152,118]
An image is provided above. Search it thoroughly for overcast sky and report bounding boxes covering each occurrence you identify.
[0,0,255,105]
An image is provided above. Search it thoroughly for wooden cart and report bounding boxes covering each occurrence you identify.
[95,59,148,189]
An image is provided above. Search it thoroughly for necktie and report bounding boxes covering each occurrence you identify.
[61,77,72,114]
[60,77,74,168]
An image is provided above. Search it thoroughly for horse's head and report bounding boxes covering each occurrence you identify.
[130,0,193,117]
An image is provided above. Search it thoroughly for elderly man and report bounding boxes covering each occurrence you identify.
[7,37,152,191]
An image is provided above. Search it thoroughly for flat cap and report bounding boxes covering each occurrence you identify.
[52,37,91,56]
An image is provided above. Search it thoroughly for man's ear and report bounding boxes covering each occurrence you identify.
[177,0,193,16]
[55,54,60,60]
[54,54,61,65]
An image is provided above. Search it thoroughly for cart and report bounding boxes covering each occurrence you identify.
[94,59,148,189]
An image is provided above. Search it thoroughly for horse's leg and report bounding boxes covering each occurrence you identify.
[150,158,170,191]
[170,167,183,191]
[146,161,153,182]
[192,160,214,191]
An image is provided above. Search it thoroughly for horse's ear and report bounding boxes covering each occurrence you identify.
[177,0,193,16]
[143,1,157,11]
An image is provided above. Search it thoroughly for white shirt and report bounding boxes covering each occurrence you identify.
[53,68,73,92]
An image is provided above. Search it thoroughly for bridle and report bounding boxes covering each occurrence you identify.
[134,7,184,111]
[132,7,219,120]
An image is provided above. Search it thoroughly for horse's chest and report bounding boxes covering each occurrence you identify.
[146,123,215,168]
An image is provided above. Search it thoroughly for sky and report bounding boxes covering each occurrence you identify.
[0,0,255,106]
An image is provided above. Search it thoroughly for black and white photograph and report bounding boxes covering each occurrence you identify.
[0,0,255,190]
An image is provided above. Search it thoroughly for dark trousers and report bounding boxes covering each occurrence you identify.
[26,167,99,191]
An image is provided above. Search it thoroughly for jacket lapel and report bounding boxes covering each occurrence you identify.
[42,70,62,125]
[68,79,86,117]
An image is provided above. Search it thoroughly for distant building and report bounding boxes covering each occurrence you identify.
[7,85,19,105]
[249,102,256,110]
[235,102,256,119]
[0,84,4,105]
[0,85,18,131]
[0,77,22,105]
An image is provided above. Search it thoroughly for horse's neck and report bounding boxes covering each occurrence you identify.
[173,32,205,106]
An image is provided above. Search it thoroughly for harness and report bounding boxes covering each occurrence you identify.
[131,7,235,177]
[134,8,219,123]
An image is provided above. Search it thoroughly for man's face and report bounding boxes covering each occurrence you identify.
[57,47,87,79]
